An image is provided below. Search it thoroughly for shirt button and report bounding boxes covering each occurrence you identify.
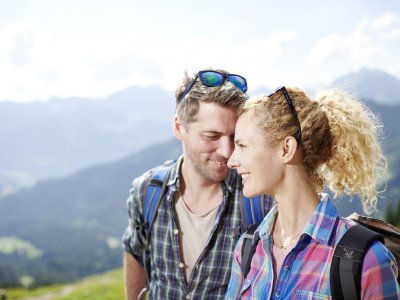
[275,292,280,298]
[185,294,191,299]
[284,265,289,271]
[179,262,184,268]
[173,229,179,235]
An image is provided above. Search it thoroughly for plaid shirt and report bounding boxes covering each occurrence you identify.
[122,156,274,299]
[226,195,400,299]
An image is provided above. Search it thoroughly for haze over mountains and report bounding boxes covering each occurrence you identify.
[0,68,399,287]
[0,85,175,196]
[1,68,400,197]
[332,69,400,105]
[0,139,182,286]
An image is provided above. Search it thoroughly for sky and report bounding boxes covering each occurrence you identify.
[0,0,399,102]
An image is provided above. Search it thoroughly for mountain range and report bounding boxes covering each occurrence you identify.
[0,85,175,196]
[2,69,400,197]
[0,139,182,287]
[0,68,399,287]
[332,68,400,105]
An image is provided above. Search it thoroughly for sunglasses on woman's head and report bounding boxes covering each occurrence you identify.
[268,86,302,145]
[177,70,248,103]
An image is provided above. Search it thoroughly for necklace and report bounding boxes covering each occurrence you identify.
[273,221,303,250]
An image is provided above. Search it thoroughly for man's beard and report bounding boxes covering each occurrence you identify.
[184,144,228,183]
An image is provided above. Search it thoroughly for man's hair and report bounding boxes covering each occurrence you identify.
[175,68,248,127]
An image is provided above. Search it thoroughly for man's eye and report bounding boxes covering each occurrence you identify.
[205,135,219,140]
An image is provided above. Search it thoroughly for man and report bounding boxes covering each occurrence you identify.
[122,69,273,299]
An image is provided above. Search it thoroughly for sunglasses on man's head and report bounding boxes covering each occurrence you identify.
[268,86,302,145]
[177,70,248,103]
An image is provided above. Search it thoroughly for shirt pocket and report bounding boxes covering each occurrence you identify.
[295,290,332,300]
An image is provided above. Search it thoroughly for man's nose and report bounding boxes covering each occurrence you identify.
[227,148,239,169]
[217,136,234,159]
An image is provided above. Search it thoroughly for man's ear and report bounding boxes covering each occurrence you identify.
[282,136,298,163]
[173,114,185,141]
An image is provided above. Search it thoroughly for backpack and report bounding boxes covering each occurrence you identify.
[240,212,400,300]
[141,159,269,282]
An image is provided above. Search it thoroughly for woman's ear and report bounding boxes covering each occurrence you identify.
[282,136,298,163]
[173,114,185,141]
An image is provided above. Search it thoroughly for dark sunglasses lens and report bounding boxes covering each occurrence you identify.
[227,75,247,92]
[200,71,224,87]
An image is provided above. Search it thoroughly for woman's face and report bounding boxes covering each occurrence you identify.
[228,111,283,197]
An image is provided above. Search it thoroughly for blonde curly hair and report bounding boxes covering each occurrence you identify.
[242,87,388,214]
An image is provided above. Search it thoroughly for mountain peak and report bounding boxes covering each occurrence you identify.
[331,68,400,105]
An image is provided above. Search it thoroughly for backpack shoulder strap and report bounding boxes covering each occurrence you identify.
[330,224,384,300]
[240,223,260,278]
[237,195,269,278]
[143,160,175,230]
[241,195,267,226]
[142,160,175,285]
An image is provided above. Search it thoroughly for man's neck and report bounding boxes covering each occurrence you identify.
[179,162,224,215]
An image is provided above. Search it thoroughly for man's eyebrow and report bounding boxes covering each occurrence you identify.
[202,130,222,134]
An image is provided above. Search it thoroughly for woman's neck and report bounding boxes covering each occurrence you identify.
[272,169,320,240]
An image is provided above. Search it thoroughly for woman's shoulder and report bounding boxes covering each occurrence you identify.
[333,215,397,269]
[329,214,358,246]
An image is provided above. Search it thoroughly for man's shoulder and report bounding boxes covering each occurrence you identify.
[131,158,180,188]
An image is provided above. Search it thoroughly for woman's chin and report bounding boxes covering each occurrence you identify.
[243,186,269,198]
[243,189,258,198]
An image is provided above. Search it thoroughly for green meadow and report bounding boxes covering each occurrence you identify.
[3,268,124,300]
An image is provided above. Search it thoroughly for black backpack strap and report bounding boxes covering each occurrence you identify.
[331,224,384,300]
[241,223,261,278]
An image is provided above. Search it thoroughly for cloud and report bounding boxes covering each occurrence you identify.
[0,19,38,67]
[371,12,400,41]
[306,25,380,66]
[305,12,399,71]
[0,21,297,102]
[371,12,399,31]
[1,10,398,103]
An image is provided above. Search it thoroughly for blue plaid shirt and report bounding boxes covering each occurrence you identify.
[122,156,274,299]
[226,195,400,299]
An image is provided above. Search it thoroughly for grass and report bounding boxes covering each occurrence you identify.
[1,284,65,299]
[3,268,124,300]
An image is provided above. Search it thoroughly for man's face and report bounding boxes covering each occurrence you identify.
[175,101,238,183]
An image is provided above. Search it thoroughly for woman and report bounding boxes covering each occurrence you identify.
[225,87,400,299]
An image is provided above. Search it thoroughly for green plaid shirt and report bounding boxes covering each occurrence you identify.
[122,156,274,299]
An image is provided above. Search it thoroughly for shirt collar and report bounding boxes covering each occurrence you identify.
[167,155,183,187]
[303,193,338,244]
[258,193,339,245]
[222,168,239,193]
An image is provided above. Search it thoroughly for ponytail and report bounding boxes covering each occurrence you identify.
[315,90,387,214]
[243,87,388,214]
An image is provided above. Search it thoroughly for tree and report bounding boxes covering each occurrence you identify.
[385,199,400,228]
